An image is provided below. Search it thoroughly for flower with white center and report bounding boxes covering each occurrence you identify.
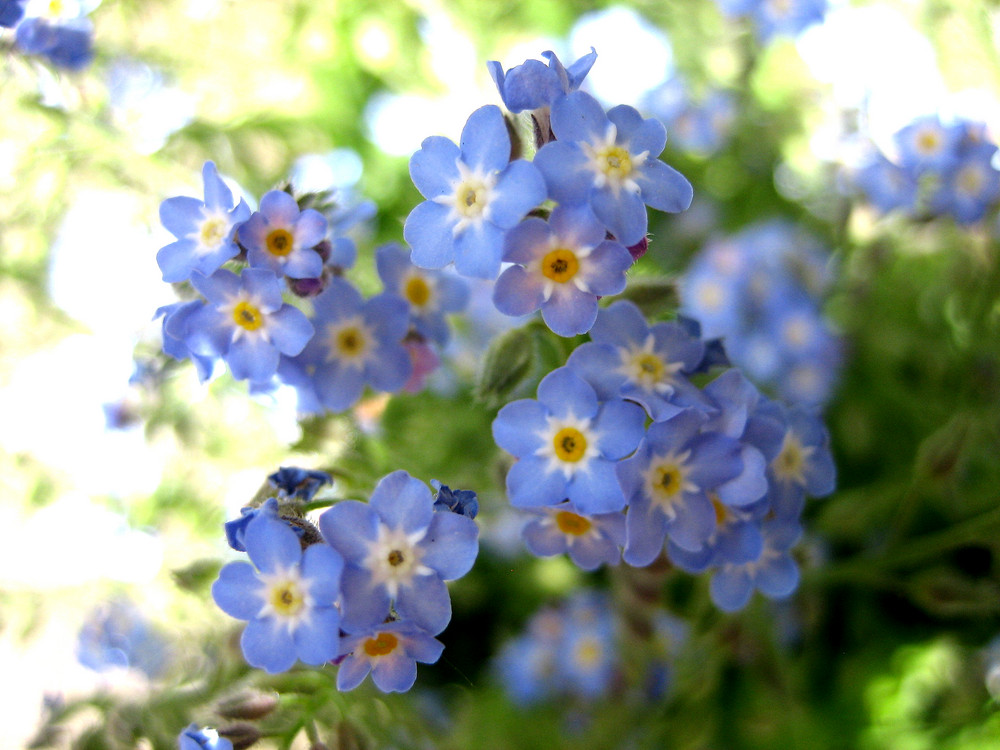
[157,161,250,283]
[404,104,546,279]
[492,366,645,514]
[211,513,344,674]
[319,470,479,635]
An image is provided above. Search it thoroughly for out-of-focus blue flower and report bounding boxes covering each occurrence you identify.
[767,404,836,519]
[492,366,646,514]
[567,300,707,421]
[520,501,625,570]
[680,220,842,408]
[178,724,232,750]
[186,268,314,382]
[709,518,803,611]
[494,605,565,704]
[853,152,919,215]
[376,243,469,346]
[533,91,693,246]
[240,190,327,279]
[643,77,736,157]
[486,48,597,114]
[894,115,962,173]
[318,470,479,635]
[930,141,1000,224]
[716,0,826,41]
[336,620,444,693]
[431,480,479,519]
[403,104,546,279]
[619,409,745,566]
[493,204,631,337]
[268,467,333,501]
[0,0,26,27]
[289,277,410,413]
[212,513,344,673]
[559,593,617,699]
[157,162,250,283]
[76,599,167,678]
[155,300,217,382]
[15,17,93,69]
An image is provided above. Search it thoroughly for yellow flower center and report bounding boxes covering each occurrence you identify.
[653,464,683,498]
[266,228,294,257]
[199,217,229,248]
[957,166,983,195]
[404,276,432,307]
[541,248,580,283]
[555,511,592,536]
[363,632,399,657]
[233,301,264,331]
[387,549,406,567]
[337,327,364,355]
[269,581,305,617]
[553,427,587,462]
[597,145,633,180]
[711,495,728,526]
[916,130,941,155]
[575,638,602,667]
[456,180,487,218]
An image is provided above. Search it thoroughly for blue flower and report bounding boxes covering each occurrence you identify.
[492,205,632,337]
[240,190,327,279]
[894,115,962,173]
[486,48,597,114]
[76,599,166,678]
[853,152,919,215]
[567,300,707,421]
[318,470,479,635]
[0,0,26,28]
[15,17,93,70]
[211,514,344,673]
[157,162,251,283]
[376,242,470,345]
[178,725,232,750]
[533,91,692,246]
[403,104,546,279]
[766,404,836,519]
[186,268,314,382]
[268,466,333,501]
[290,277,411,412]
[492,366,646,514]
[716,0,826,41]
[619,409,745,566]
[431,480,479,519]
[520,501,625,570]
[154,300,217,382]
[929,141,1000,224]
[224,497,313,552]
[709,519,803,612]
[336,620,445,693]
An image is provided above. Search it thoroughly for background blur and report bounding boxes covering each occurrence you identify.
[3,0,1000,748]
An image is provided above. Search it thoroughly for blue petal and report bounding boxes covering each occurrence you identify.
[636,160,694,213]
[579,241,631,296]
[202,161,234,209]
[490,160,546,228]
[211,562,264,620]
[365,292,411,342]
[227,335,279,382]
[409,136,461,198]
[313,276,364,321]
[533,142,590,205]
[375,243,409,288]
[591,185,647,246]
[301,543,344,603]
[397,574,452,634]
[591,300,649,347]
[367,343,412,393]
[369,470,433,533]
[757,554,799,598]
[507,456,568,508]
[459,105,510,173]
[336,652,372,691]
[190,268,240,306]
[567,460,627,514]
[259,190,299,226]
[537,366,598,419]
[542,289,598,337]
[710,567,754,612]
[551,91,607,144]
[494,265,545,317]
[522,517,569,557]
[340,566,391,631]
[241,617,297,673]
[371,653,418,693]
[609,108,665,156]
[502,217,550,264]
[156,239,197,283]
[267,306,314,356]
[623,496,670,567]
[502,59,562,112]
[242,268,284,311]
[282,247,324,280]
[245,516,302,574]
[318,501,379,563]
[565,342,624,400]
[421,512,479,579]
[453,220,504,279]
[293,607,342,665]
[592,399,646,460]
[493,399,550,457]
[404,201,456,269]
[667,492,716,551]
[293,208,327,248]
[548,203,606,249]
[159,196,203,238]
[315,362,365,412]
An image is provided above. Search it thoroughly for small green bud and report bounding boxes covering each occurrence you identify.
[475,326,535,407]
[215,691,278,721]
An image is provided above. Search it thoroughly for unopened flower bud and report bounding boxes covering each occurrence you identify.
[218,723,262,750]
[216,691,278,721]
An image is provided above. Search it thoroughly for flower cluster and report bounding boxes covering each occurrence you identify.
[642,76,737,157]
[212,469,479,692]
[1,0,95,70]
[402,50,693,337]
[680,220,842,408]
[153,164,470,411]
[493,299,836,611]
[852,115,1000,225]
[494,590,687,705]
[715,0,827,41]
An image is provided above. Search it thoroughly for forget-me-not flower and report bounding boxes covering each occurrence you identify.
[211,513,344,673]
[240,190,327,279]
[336,620,445,693]
[156,161,250,283]
[486,48,597,114]
[533,91,692,246]
[403,104,546,279]
[493,204,632,337]
[318,470,479,635]
[520,501,625,571]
